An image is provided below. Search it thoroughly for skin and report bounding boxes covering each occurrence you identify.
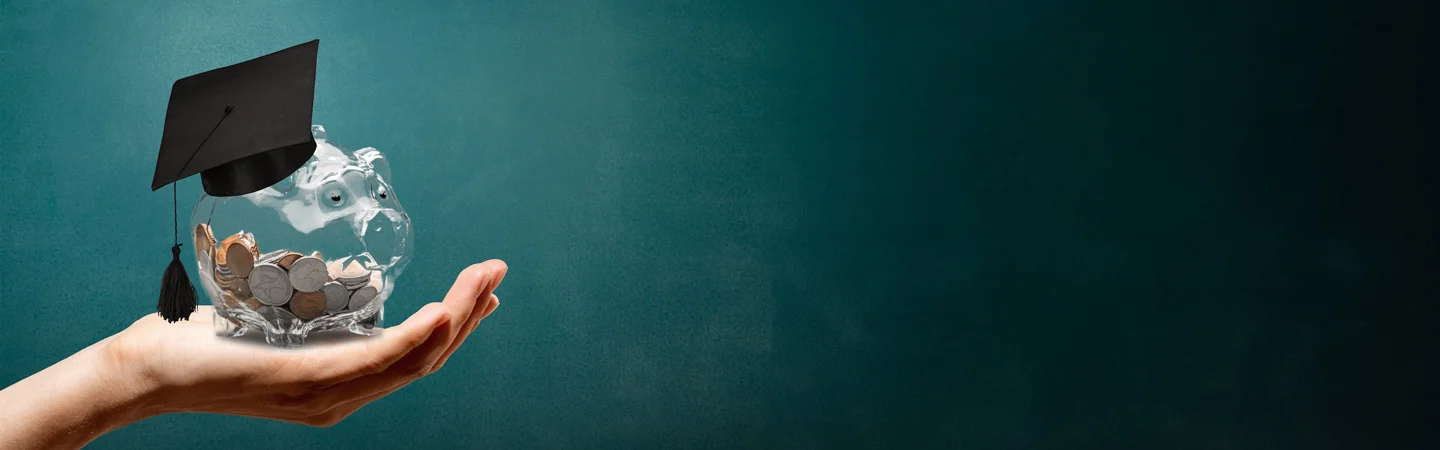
[0,259,507,450]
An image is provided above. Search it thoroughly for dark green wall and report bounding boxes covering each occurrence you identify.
[2,0,1435,448]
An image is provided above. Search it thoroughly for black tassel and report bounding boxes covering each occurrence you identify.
[157,181,196,322]
[157,104,231,323]
[158,243,197,322]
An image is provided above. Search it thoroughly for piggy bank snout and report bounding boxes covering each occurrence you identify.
[359,208,409,267]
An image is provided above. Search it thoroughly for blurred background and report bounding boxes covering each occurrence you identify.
[1,0,1435,448]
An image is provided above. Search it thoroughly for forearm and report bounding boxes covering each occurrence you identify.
[0,339,158,450]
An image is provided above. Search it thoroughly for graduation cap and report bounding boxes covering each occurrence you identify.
[151,40,320,322]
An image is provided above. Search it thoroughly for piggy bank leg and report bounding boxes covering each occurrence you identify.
[348,307,383,336]
[212,308,247,338]
[263,326,305,348]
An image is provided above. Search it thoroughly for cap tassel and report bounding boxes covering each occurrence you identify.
[156,104,232,322]
[157,183,196,322]
[158,244,197,322]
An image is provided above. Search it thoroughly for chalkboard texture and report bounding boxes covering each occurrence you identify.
[1,0,1435,448]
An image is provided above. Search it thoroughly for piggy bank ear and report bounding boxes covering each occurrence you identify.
[354,147,391,180]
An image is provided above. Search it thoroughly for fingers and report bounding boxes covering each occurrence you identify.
[301,301,459,405]
[239,262,508,426]
[311,294,490,423]
[228,304,452,423]
[429,260,506,370]
[438,260,507,335]
[303,261,506,410]
[295,303,450,386]
[433,294,499,370]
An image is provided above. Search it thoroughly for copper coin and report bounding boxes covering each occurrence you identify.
[244,296,262,310]
[194,223,216,259]
[225,241,255,279]
[276,252,303,270]
[289,290,327,320]
[220,292,241,308]
[214,237,233,266]
[233,278,254,298]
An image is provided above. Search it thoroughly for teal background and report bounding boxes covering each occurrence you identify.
[2,0,1436,448]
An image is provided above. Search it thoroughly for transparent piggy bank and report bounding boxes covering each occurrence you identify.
[192,125,412,348]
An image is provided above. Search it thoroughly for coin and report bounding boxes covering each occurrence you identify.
[338,272,371,289]
[215,258,234,278]
[213,265,235,289]
[348,285,378,311]
[334,260,371,288]
[214,237,231,266]
[248,263,294,306]
[238,234,259,256]
[224,242,255,279]
[220,292,241,308]
[321,281,350,313]
[289,290,326,320]
[337,272,370,285]
[215,233,253,259]
[194,223,216,259]
[244,296,262,310]
[276,252,303,270]
[288,256,328,292]
[232,277,254,298]
[257,249,288,264]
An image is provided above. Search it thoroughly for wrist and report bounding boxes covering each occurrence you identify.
[83,339,166,427]
[0,339,162,450]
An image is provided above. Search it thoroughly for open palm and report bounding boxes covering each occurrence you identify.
[99,260,507,426]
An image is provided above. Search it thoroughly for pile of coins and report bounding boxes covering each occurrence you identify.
[195,223,382,323]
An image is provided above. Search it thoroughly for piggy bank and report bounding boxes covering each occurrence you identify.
[192,125,413,348]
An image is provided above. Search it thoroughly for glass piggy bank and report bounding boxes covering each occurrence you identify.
[192,125,412,348]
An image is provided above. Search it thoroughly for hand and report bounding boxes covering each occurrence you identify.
[0,260,507,450]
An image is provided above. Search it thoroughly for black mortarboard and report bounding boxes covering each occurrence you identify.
[150,40,321,322]
[152,39,319,197]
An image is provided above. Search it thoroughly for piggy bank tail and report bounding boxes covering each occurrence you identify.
[158,243,198,323]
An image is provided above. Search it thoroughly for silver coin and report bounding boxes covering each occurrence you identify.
[248,263,294,306]
[349,271,384,291]
[215,262,234,279]
[337,270,372,288]
[287,256,328,292]
[348,286,378,311]
[321,281,350,313]
[257,249,288,264]
[213,267,234,290]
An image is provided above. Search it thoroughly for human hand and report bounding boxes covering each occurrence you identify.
[115,259,507,424]
[0,260,506,450]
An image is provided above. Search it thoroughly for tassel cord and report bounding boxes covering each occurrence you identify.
[156,106,231,322]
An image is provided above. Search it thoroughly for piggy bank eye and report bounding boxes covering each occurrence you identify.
[368,173,394,204]
[326,189,345,206]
